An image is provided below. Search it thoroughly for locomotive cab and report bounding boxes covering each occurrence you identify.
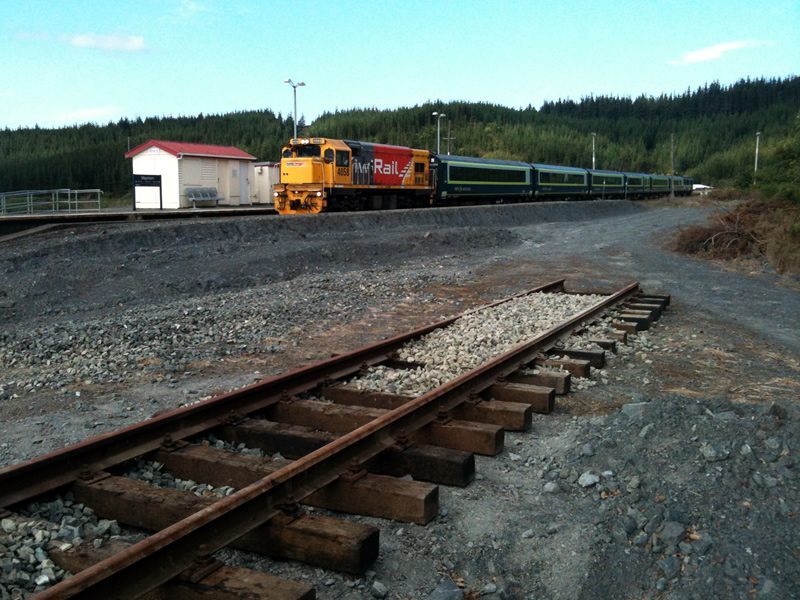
[273,137,352,213]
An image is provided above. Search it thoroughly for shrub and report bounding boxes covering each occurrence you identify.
[674,199,800,273]
[707,187,758,202]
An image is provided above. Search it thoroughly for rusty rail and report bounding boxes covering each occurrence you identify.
[0,280,567,509]
[35,281,640,598]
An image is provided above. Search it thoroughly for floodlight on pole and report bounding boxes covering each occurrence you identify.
[284,79,306,139]
[432,111,446,154]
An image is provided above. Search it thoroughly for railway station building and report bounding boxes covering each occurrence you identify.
[125,140,258,209]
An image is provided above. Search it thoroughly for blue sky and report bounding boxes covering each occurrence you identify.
[1,0,797,129]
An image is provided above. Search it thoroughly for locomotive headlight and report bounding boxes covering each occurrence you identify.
[273,191,279,197]
[316,191,322,197]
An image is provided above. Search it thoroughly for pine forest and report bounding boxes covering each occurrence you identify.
[1,76,798,198]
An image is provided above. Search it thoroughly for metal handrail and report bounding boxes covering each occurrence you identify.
[0,188,103,215]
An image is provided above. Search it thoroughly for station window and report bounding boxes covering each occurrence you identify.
[335,151,350,167]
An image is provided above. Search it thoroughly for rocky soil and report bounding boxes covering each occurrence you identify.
[0,199,798,599]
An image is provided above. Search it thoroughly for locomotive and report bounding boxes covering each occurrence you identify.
[273,138,432,214]
[272,137,692,215]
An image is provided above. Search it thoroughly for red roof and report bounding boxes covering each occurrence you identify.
[125,139,256,160]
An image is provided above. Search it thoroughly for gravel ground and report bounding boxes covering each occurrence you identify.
[1,198,798,599]
[352,291,604,396]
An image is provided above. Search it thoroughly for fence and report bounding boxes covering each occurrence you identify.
[0,189,103,215]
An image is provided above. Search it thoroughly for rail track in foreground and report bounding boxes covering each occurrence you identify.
[0,279,669,599]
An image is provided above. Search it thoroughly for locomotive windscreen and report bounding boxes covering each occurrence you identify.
[295,145,321,157]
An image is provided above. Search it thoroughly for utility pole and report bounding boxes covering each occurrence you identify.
[754,131,761,185]
[670,133,675,200]
[443,121,455,155]
[591,132,596,170]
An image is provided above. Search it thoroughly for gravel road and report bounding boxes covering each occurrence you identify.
[0,199,797,599]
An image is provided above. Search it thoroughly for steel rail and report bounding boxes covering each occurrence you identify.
[36,281,640,599]
[0,280,567,509]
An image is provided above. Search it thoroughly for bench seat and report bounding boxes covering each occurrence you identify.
[186,187,223,208]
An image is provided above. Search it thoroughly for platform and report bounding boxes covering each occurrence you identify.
[0,205,277,239]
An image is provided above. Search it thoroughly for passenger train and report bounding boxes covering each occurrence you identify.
[273,137,692,215]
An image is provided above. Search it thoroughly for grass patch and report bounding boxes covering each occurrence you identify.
[100,194,132,209]
[674,198,800,274]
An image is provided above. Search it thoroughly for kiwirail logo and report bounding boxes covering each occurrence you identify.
[374,159,399,175]
[353,161,374,175]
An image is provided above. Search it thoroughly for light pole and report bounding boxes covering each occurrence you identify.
[432,111,446,154]
[443,121,455,155]
[591,132,596,169]
[670,133,675,200]
[754,131,761,185]
[284,79,305,139]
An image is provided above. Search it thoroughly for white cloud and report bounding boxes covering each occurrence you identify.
[51,106,121,125]
[66,33,146,52]
[669,40,773,65]
[179,0,208,17]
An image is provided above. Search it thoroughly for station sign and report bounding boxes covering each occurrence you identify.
[133,174,162,187]
[132,173,163,210]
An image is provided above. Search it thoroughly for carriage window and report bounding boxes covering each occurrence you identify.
[592,174,622,185]
[540,171,584,184]
[282,149,293,158]
[539,172,557,184]
[449,165,527,183]
[414,162,425,173]
[565,174,584,184]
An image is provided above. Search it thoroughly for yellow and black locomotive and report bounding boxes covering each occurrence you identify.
[273,137,432,214]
